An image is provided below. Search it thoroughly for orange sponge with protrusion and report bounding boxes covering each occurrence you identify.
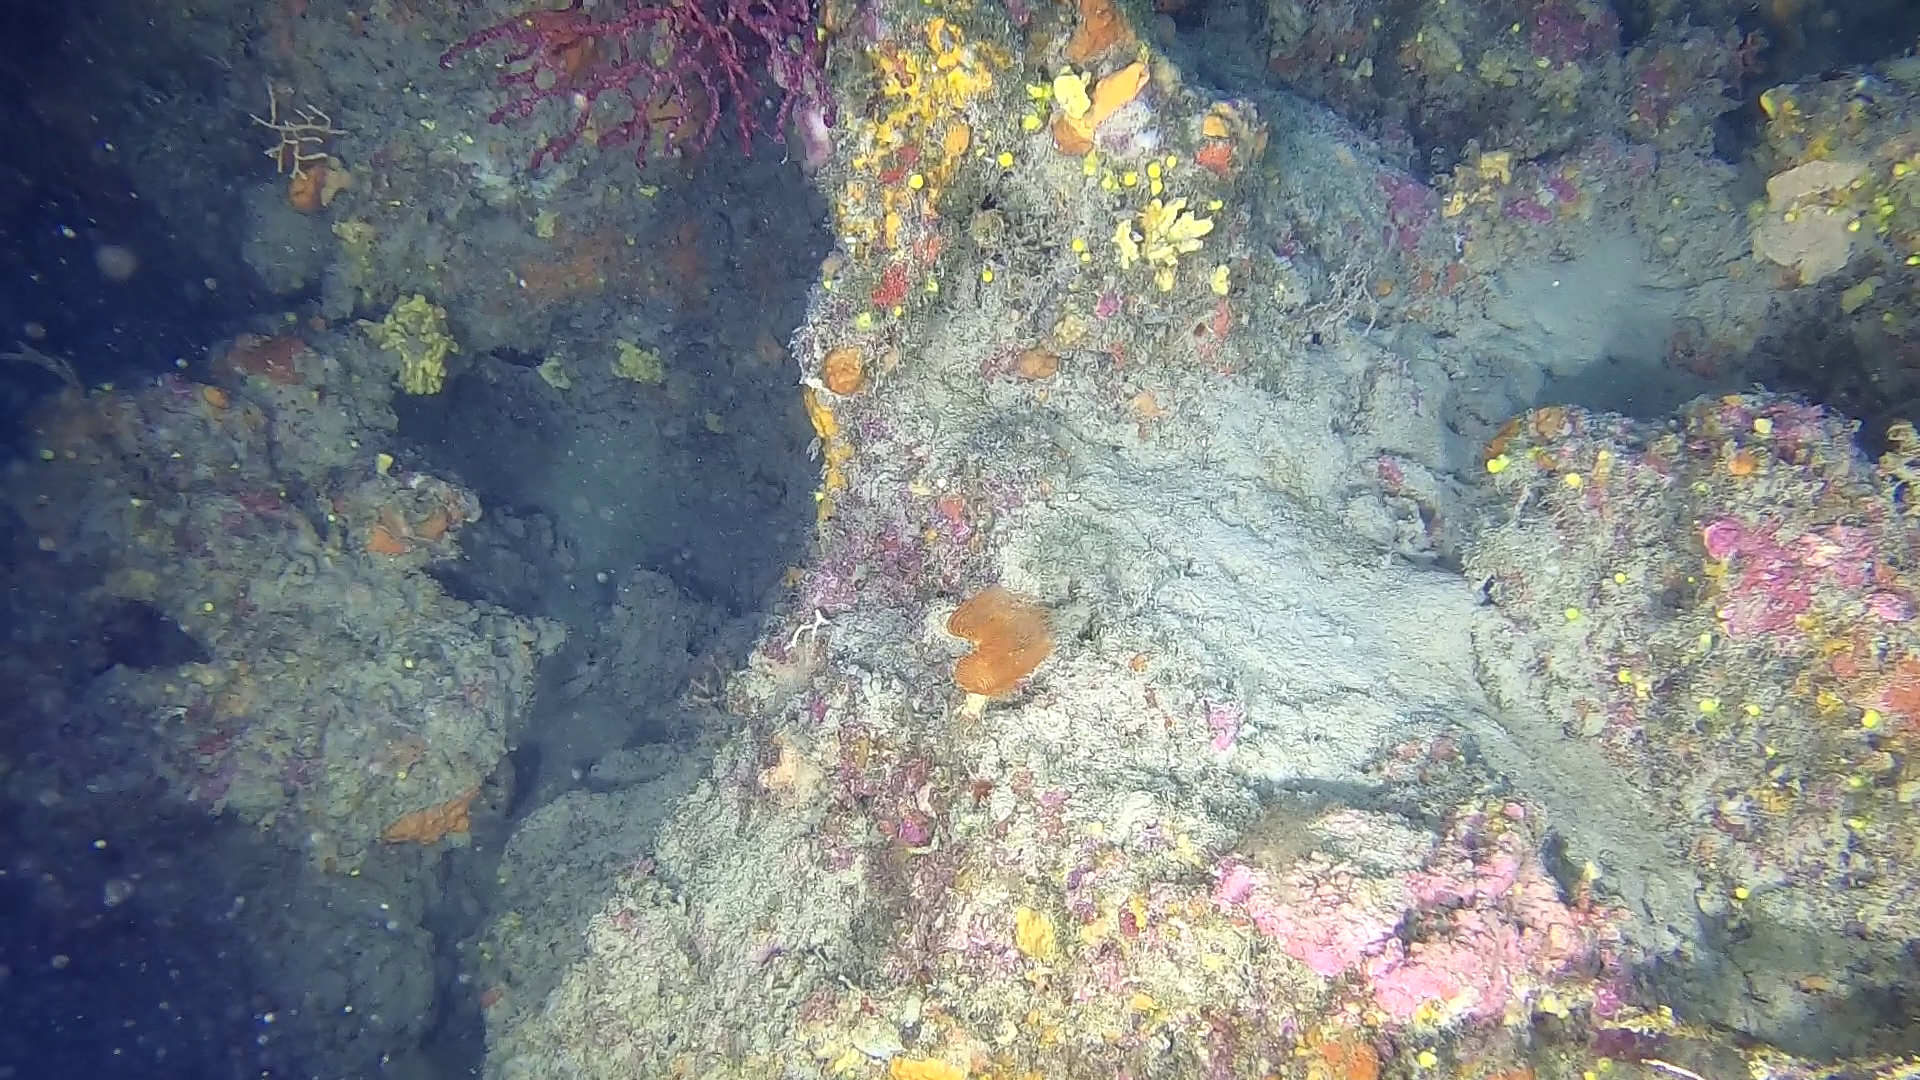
[948,586,1053,697]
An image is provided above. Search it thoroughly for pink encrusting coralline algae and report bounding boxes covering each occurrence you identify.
[1700,518,1897,640]
[1213,807,1619,1028]
[1213,857,1410,978]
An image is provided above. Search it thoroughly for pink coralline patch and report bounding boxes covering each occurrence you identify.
[1212,858,1409,977]
[891,813,933,846]
[1867,592,1912,622]
[1703,399,1829,452]
[1213,862,1259,905]
[1378,172,1438,253]
[800,562,857,614]
[1567,137,1657,187]
[1503,195,1555,225]
[1628,27,1737,134]
[1630,57,1681,129]
[931,494,974,547]
[1528,0,1619,66]
[1203,700,1244,752]
[1544,170,1581,207]
[1366,918,1518,1023]
[941,910,1021,976]
[1700,518,1743,560]
[1379,172,1436,226]
[1213,811,1618,1027]
[1405,844,1521,907]
[800,511,933,614]
[1790,525,1872,587]
[1704,519,1879,640]
[1368,825,1613,1025]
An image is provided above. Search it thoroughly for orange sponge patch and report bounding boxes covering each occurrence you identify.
[381,786,478,844]
[948,586,1053,697]
[1066,0,1136,65]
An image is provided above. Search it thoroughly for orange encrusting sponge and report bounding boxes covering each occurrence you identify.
[948,586,1054,697]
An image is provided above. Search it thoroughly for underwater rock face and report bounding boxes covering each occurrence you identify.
[6,0,1920,1073]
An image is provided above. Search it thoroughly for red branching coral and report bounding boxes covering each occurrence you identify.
[440,0,831,169]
